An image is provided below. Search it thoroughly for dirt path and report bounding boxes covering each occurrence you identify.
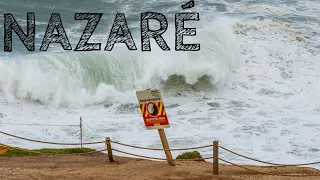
[0,153,319,180]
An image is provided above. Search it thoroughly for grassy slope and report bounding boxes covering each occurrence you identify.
[0,148,96,156]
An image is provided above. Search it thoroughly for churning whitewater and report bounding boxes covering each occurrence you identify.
[0,0,320,169]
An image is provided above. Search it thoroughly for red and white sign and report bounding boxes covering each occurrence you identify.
[136,89,170,130]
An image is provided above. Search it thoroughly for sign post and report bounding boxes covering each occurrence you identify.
[158,128,175,166]
[136,89,175,166]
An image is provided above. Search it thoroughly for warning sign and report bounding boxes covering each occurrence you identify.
[136,89,170,130]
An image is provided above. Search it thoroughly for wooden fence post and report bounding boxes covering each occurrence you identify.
[213,141,219,175]
[106,137,114,162]
[80,117,83,148]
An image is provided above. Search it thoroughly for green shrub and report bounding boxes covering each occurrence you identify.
[176,151,204,161]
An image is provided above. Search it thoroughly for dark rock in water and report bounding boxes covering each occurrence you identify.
[34,99,44,105]
[202,96,210,100]
[173,92,183,97]
[0,113,6,118]
[104,104,113,108]
[296,36,306,42]
[304,36,311,39]
[309,148,320,152]
[207,102,221,107]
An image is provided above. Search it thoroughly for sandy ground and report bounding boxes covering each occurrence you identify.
[0,152,319,180]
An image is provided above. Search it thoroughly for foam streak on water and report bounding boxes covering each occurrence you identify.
[0,0,319,169]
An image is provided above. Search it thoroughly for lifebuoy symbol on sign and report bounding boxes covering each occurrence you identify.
[147,102,158,116]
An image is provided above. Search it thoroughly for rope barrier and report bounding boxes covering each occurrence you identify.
[1,129,320,170]
[219,158,320,177]
[111,140,213,151]
[33,148,107,155]
[0,131,104,145]
[112,148,167,160]
[112,148,213,162]
[0,123,78,127]
[219,145,320,166]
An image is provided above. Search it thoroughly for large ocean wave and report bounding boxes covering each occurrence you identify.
[0,18,242,107]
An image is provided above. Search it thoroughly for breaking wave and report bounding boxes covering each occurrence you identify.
[0,18,242,107]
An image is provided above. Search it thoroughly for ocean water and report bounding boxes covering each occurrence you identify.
[0,0,320,168]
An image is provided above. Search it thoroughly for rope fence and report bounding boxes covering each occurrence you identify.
[219,145,320,166]
[0,131,104,145]
[110,140,213,151]
[219,158,320,177]
[0,123,79,127]
[112,148,213,161]
[1,129,320,177]
[112,148,167,161]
